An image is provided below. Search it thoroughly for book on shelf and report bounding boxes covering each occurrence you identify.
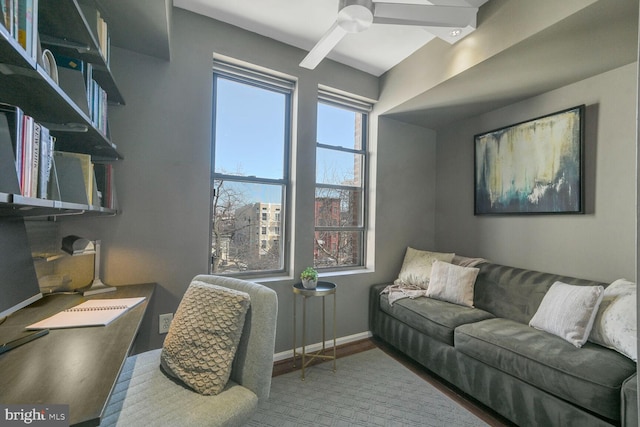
[5,0,39,59]
[55,53,83,71]
[78,1,110,65]
[38,124,54,199]
[28,120,53,199]
[88,78,108,135]
[94,163,117,209]
[0,104,57,199]
[29,120,39,198]
[18,114,32,194]
[96,10,109,65]
[0,1,10,36]
[83,63,108,135]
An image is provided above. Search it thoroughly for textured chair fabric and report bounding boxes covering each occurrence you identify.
[100,275,278,426]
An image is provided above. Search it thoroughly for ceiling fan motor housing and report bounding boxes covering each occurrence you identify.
[338,0,375,33]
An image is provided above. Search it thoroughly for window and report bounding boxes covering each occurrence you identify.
[314,91,370,269]
[210,60,293,275]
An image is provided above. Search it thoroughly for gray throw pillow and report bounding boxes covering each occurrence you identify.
[160,280,250,395]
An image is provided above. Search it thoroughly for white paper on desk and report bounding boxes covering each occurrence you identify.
[27,297,146,329]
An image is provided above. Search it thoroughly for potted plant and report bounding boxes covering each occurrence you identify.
[300,267,318,289]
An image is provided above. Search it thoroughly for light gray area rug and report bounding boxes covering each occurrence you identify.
[247,348,488,426]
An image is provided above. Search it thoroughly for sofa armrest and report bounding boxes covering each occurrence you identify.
[622,373,638,427]
[369,283,391,335]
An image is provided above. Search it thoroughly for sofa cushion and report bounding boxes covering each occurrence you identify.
[455,318,636,420]
[529,281,604,347]
[473,263,608,324]
[589,279,637,361]
[379,293,494,346]
[451,255,488,268]
[394,247,455,288]
[426,260,479,307]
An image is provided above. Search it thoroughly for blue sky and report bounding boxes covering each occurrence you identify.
[214,78,286,180]
[213,77,361,204]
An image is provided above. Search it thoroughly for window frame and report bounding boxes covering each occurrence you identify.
[210,60,293,277]
[314,90,371,271]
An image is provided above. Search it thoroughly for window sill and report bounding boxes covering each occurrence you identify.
[318,267,375,279]
[244,267,375,285]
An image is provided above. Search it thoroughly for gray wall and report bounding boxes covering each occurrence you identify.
[61,6,636,356]
[434,62,637,282]
[61,8,437,353]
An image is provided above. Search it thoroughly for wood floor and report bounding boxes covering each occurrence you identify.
[272,337,515,427]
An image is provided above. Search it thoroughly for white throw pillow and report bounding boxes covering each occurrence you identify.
[529,281,604,348]
[395,247,455,288]
[425,260,479,307]
[589,279,637,361]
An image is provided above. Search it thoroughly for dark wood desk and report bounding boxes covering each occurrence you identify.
[0,283,155,426]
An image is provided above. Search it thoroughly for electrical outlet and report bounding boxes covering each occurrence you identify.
[159,313,173,334]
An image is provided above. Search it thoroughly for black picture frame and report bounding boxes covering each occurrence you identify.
[474,105,585,215]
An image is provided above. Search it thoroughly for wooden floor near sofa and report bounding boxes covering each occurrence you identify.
[273,337,515,427]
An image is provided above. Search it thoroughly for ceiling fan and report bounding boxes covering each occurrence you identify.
[300,0,487,70]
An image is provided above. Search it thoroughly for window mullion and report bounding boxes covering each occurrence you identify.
[316,142,364,155]
[213,174,287,186]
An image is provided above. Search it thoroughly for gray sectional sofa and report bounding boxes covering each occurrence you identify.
[369,262,638,427]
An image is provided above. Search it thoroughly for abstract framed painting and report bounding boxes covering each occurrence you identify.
[474,105,585,215]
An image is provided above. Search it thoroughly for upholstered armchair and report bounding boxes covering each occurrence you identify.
[100,275,278,426]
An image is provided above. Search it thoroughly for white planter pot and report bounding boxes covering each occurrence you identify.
[301,279,318,289]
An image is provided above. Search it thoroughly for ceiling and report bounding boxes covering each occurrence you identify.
[173,0,487,76]
[383,0,639,129]
[167,0,637,129]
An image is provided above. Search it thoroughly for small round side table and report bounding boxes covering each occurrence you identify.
[292,281,336,380]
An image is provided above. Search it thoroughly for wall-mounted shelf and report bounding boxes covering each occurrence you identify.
[0,0,125,218]
[38,0,125,105]
[0,194,116,218]
[0,66,122,160]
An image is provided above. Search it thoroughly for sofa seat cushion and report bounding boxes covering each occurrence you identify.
[380,294,494,346]
[455,318,636,420]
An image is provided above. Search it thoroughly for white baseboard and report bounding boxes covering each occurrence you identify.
[273,331,372,362]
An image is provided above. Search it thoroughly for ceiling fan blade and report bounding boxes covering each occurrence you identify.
[373,3,478,28]
[300,22,348,70]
